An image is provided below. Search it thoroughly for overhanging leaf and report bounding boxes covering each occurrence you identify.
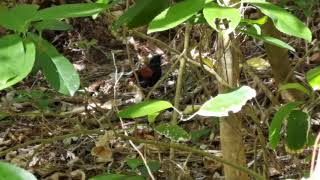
[243,0,312,42]
[0,35,36,90]
[203,2,241,34]
[306,66,320,91]
[34,19,72,32]
[148,0,206,33]
[34,3,107,20]
[0,4,39,32]
[28,33,80,96]
[118,100,172,119]
[114,0,169,29]
[0,161,37,180]
[155,124,190,142]
[285,110,310,153]
[243,27,295,51]
[196,86,256,117]
[269,101,303,149]
[279,83,312,97]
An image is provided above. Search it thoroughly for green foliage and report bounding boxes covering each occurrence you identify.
[34,3,108,20]
[0,35,35,90]
[118,100,172,119]
[306,66,320,91]
[114,0,169,29]
[243,0,312,42]
[148,0,206,33]
[279,83,312,97]
[196,86,256,117]
[155,124,190,142]
[0,161,37,180]
[126,159,160,177]
[269,101,304,149]
[285,110,310,152]
[191,128,211,143]
[203,2,240,34]
[14,90,49,111]
[29,33,80,96]
[34,19,72,32]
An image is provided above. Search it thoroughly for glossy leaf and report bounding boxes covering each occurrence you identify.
[0,4,38,32]
[148,0,206,33]
[269,101,303,149]
[197,86,256,117]
[35,3,107,20]
[155,124,190,142]
[0,35,36,90]
[243,27,295,51]
[28,33,80,96]
[0,161,37,180]
[118,100,172,119]
[285,110,310,153]
[279,83,312,97]
[243,0,312,42]
[34,19,72,32]
[114,0,169,29]
[92,0,112,19]
[147,112,160,124]
[89,173,144,180]
[306,66,320,91]
[203,2,241,34]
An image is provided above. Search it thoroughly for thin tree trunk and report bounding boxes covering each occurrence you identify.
[216,31,249,179]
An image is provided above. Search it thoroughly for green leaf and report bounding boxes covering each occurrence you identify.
[155,124,190,142]
[114,0,169,29]
[35,3,107,20]
[269,101,303,149]
[191,128,211,143]
[279,83,312,97]
[89,173,144,180]
[139,160,160,177]
[126,159,143,170]
[147,112,160,124]
[0,161,37,180]
[148,0,206,33]
[243,27,295,51]
[92,0,112,19]
[306,66,320,91]
[285,110,310,153]
[242,0,312,42]
[241,16,268,25]
[28,33,80,96]
[34,19,72,32]
[0,4,39,32]
[197,86,256,117]
[203,2,241,34]
[0,35,36,90]
[118,100,172,119]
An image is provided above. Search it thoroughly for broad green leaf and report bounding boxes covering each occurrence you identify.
[241,16,268,25]
[147,112,160,124]
[92,0,112,19]
[126,159,160,176]
[148,0,206,33]
[114,0,169,29]
[285,110,310,153]
[0,4,39,32]
[28,33,80,96]
[118,100,172,119]
[243,28,295,51]
[279,83,312,97]
[0,161,37,180]
[269,101,303,149]
[89,173,144,180]
[196,86,256,117]
[126,159,143,170]
[155,124,190,142]
[306,66,320,91]
[35,3,107,20]
[34,19,72,32]
[203,2,241,34]
[242,0,312,42]
[0,35,36,90]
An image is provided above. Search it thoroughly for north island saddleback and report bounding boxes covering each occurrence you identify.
[131,55,162,88]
